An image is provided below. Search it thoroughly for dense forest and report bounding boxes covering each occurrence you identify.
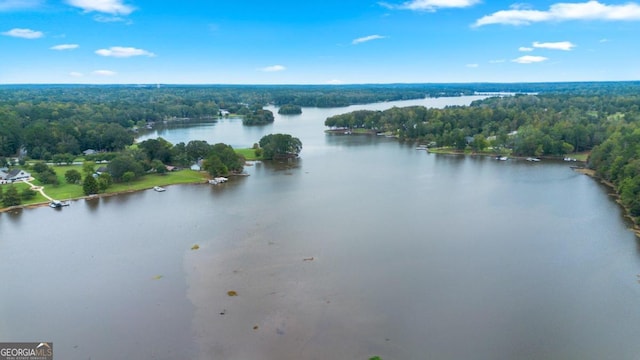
[324,93,639,156]
[1,83,640,222]
[278,104,302,115]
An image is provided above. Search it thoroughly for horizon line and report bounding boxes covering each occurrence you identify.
[1,80,640,87]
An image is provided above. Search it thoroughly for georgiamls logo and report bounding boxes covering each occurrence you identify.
[0,342,53,359]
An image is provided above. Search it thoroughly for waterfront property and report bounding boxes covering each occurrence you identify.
[0,168,31,183]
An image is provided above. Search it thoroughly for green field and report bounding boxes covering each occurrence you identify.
[1,165,208,209]
[235,148,262,161]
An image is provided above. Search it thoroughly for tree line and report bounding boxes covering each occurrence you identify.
[325,93,640,157]
[3,83,640,161]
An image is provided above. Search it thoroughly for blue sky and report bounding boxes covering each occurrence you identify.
[1,0,640,84]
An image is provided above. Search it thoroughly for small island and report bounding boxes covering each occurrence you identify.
[242,108,275,126]
[277,104,302,115]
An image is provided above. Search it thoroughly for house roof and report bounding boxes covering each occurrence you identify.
[5,169,30,180]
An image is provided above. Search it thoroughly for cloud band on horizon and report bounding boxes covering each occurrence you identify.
[474,1,640,27]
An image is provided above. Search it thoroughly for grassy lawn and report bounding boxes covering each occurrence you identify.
[1,165,208,210]
[0,182,50,206]
[235,148,262,161]
[427,147,511,156]
[107,169,207,193]
[573,151,590,162]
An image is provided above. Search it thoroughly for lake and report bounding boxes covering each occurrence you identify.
[2,96,640,360]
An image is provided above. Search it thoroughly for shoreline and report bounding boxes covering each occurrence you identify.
[572,167,640,237]
[0,168,250,213]
[0,181,208,214]
[427,149,640,236]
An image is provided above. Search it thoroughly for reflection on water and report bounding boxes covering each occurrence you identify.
[2,96,640,359]
[84,197,100,212]
[1,208,24,224]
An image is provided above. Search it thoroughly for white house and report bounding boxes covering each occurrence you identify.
[0,169,31,183]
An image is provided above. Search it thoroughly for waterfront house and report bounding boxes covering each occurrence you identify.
[0,169,31,182]
[190,159,204,171]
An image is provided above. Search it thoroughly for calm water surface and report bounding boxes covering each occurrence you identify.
[2,96,640,360]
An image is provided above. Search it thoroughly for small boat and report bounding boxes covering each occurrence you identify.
[526,157,541,162]
[153,186,166,192]
[564,157,577,162]
[49,200,69,208]
[209,177,228,185]
[496,156,508,161]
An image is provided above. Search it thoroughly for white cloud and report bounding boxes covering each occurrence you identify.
[50,44,79,50]
[69,71,84,77]
[512,55,549,64]
[92,70,117,76]
[352,34,387,45]
[66,0,134,15]
[599,38,609,42]
[474,1,640,27]
[381,0,480,11]
[260,65,286,72]
[0,0,43,11]
[93,15,128,23]
[466,63,479,68]
[519,46,534,51]
[533,41,576,50]
[327,79,344,85]
[95,46,155,58]
[2,28,43,39]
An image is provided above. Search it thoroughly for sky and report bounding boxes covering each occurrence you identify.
[1,0,640,84]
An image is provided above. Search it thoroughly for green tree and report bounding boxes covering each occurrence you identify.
[243,109,275,125]
[152,159,168,174]
[258,133,303,160]
[32,162,50,174]
[121,171,135,183]
[470,134,488,152]
[139,137,173,163]
[65,169,82,184]
[203,154,228,177]
[170,142,190,166]
[83,174,99,195]
[97,173,113,192]
[21,187,37,200]
[210,143,244,173]
[37,170,59,185]
[83,161,96,176]
[186,140,212,162]
[2,186,21,207]
[278,104,302,115]
[107,154,144,182]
